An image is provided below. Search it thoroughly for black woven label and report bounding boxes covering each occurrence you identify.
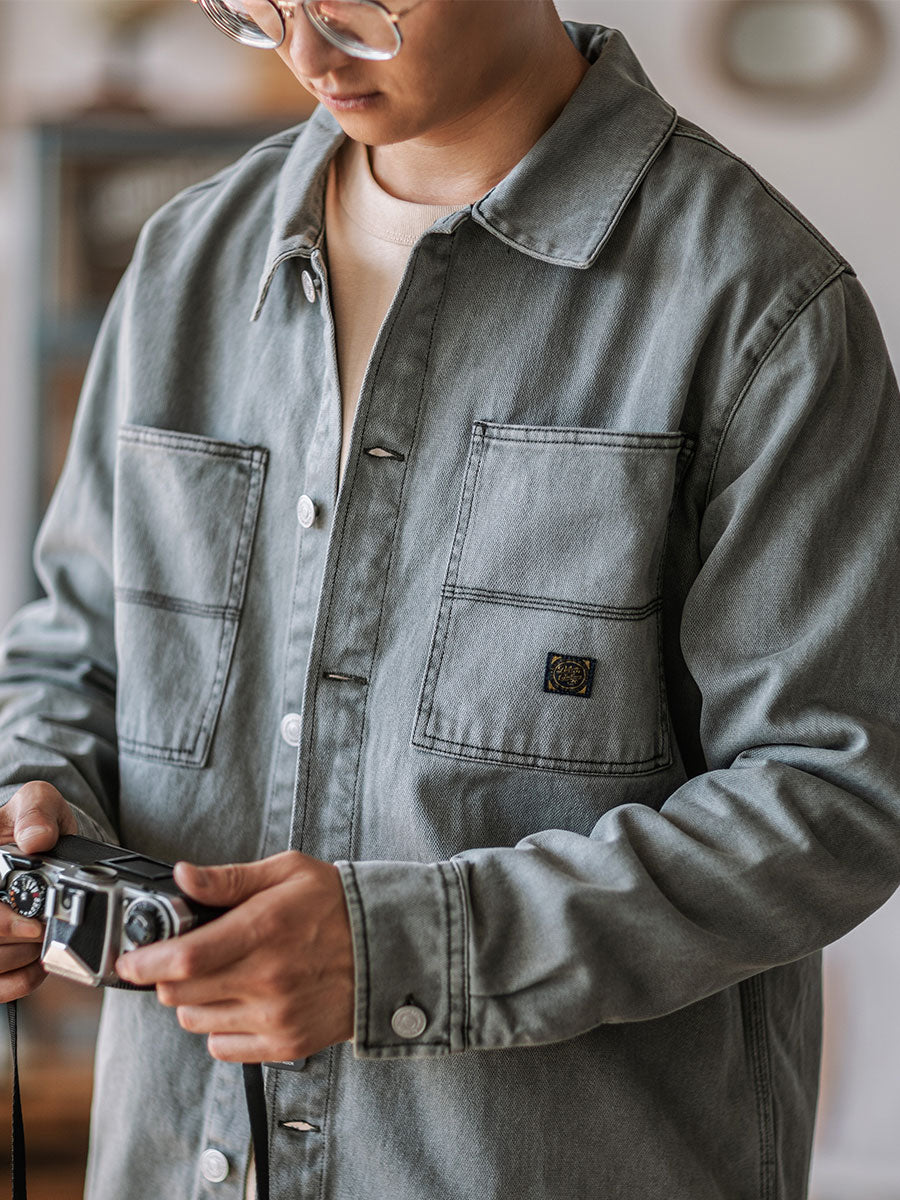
[544,653,596,698]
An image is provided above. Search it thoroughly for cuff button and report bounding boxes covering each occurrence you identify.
[391,1004,428,1039]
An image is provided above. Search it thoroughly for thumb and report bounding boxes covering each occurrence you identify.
[174,851,305,907]
[0,781,78,853]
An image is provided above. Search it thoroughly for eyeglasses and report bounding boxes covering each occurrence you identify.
[193,0,415,59]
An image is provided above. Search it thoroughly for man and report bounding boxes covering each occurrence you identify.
[0,2,898,1197]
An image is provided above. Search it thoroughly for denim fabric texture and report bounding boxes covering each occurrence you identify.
[1,21,899,1200]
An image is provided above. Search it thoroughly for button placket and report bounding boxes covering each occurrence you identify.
[261,250,342,866]
[290,233,456,863]
[272,237,455,1200]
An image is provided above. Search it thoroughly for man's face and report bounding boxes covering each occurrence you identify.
[274,0,549,147]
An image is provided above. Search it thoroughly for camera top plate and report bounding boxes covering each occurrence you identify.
[0,836,186,899]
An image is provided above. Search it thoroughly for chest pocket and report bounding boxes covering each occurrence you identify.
[113,425,268,767]
[412,422,692,776]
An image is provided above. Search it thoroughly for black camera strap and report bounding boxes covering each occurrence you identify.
[6,1000,26,1200]
[242,1063,269,1200]
[5,1000,269,1200]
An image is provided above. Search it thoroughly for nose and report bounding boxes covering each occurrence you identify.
[282,5,355,77]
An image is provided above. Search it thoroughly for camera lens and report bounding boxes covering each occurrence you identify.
[123,899,169,947]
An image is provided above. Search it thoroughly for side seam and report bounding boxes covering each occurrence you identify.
[740,972,778,1200]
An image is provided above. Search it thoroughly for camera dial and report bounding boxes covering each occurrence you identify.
[73,865,117,880]
[124,898,171,947]
[9,872,49,919]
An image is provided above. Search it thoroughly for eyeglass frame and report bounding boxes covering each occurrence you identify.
[193,0,420,59]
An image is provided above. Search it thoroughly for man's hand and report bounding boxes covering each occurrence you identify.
[0,781,78,1001]
[116,851,355,1063]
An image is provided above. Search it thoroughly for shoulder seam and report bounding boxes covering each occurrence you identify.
[704,264,849,508]
[151,133,299,205]
[673,127,849,271]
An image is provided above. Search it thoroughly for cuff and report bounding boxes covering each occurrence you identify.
[335,858,469,1060]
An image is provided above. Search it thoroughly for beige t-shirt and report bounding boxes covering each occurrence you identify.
[324,138,460,483]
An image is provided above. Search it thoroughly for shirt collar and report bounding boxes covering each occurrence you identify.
[253,23,677,319]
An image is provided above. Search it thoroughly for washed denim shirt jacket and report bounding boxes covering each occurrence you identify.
[1,21,899,1200]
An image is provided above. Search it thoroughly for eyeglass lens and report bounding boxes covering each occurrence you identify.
[202,0,402,58]
[305,1,401,59]
[202,0,286,48]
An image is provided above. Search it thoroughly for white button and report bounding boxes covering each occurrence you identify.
[280,712,302,747]
[296,494,317,528]
[200,1148,230,1183]
[391,1004,428,1039]
[300,269,318,303]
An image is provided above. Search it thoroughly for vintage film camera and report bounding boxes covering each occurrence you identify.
[0,834,222,988]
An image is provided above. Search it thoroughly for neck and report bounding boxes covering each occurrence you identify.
[369,26,589,206]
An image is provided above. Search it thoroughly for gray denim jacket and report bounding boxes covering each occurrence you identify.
[2,21,899,1200]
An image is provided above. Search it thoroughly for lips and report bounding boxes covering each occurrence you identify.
[316,90,379,102]
[318,91,372,101]
[312,89,381,112]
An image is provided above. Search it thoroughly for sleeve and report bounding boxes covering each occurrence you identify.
[0,271,135,845]
[337,269,900,1058]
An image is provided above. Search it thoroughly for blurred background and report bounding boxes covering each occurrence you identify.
[0,0,898,1196]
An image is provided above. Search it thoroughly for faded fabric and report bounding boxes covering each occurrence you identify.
[1,22,899,1200]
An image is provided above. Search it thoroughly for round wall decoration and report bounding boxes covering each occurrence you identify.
[710,0,888,106]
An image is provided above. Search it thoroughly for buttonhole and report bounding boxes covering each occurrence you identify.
[281,1120,319,1133]
[364,446,405,461]
[322,671,368,685]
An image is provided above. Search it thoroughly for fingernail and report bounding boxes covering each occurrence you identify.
[13,919,43,938]
[115,957,133,980]
[18,824,51,844]
[186,864,208,887]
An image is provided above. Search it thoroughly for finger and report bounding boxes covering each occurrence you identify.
[0,781,78,853]
[206,1033,284,1064]
[116,899,267,985]
[0,961,46,1004]
[156,965,249,1008]
[0,906,45,941]
[0,943,43,974]
[173,851,305,908]
[174,1001,248,1036]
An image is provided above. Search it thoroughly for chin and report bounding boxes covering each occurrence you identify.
[329,110,415,147]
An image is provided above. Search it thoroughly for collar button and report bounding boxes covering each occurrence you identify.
[300,269,320,303]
